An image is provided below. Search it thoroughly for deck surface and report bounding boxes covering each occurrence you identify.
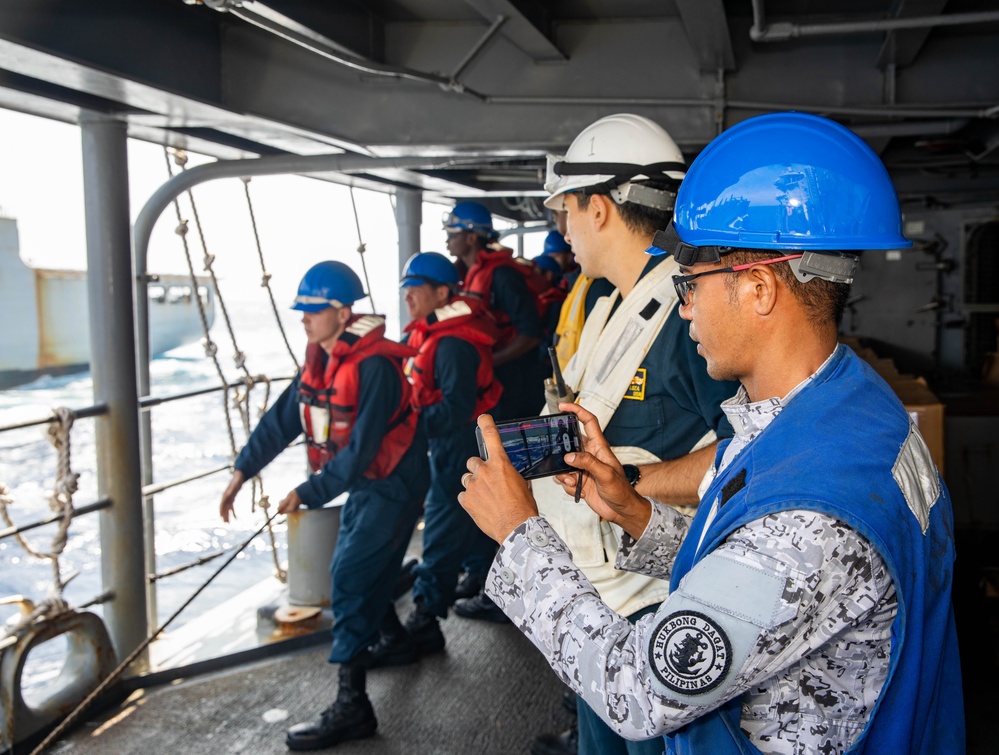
[55,596,575,754]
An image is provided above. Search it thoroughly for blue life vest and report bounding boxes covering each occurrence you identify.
[665,346,964,755]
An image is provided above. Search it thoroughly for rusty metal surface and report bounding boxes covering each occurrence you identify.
[0,611,117,751]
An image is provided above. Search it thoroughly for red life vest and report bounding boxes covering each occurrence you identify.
[404,297,503,418]
[298,314,418,478]
[537,285,567,309]
[461,247,551,347]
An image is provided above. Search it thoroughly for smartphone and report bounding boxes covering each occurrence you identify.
[476,412,582,480]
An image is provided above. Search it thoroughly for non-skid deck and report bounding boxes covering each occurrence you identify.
[53,596,575,755]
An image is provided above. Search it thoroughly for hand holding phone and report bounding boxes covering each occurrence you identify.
[475,412,582,480]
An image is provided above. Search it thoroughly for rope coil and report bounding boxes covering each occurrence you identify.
[0,407,80,639]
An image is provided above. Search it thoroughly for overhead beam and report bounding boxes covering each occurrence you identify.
[676,0,735,72]
[462,0,566,63]
[876,0,949,70]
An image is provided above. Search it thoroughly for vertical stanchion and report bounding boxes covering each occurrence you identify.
[80,113,149,671]
[394,188,422,332]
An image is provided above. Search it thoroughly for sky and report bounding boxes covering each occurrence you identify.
[0,108,546,337]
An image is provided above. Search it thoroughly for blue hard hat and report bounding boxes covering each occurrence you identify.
[543,230,571,256]
[400,252,459,288]
[443,201,494,238]
[657,112,910,258]
[291,261,365,312]
[532,254,563,281]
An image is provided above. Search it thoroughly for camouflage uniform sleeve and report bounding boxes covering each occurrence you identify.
[485,512,895,747]
[615,498,691,579]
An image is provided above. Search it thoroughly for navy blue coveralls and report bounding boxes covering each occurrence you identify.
[234,354,430,664]
[463,265,546,579]
[410,336,484,617]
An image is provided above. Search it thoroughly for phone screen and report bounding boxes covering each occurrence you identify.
[476,412,582,480]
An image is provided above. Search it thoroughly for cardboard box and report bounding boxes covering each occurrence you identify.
[842,341,945,474]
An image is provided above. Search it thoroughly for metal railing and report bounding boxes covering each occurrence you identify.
[0,373,293,586]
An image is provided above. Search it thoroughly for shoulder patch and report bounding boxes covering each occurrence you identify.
[648,610,732,696]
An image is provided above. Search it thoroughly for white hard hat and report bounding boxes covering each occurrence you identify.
[544,113,686,211]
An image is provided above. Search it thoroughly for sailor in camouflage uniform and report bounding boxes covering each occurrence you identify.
[458,113,964,755]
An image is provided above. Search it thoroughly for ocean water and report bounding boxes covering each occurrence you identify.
[0,295,333,688]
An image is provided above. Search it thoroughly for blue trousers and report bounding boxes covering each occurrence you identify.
[577,604,664,755]
[327,479,425,663]
[412,431,483,615]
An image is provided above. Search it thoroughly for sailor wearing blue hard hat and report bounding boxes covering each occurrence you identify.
[442,201,547,623]
[367,252,504,667]
[220,260,430,751]
[459,112,963,755]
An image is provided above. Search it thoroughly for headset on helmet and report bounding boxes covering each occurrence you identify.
[649,112,911,285]
[443,201,494,238]
[291,261,366,312]
[400,252,460,288]
[544,114,687,212]
[542,230,571,256]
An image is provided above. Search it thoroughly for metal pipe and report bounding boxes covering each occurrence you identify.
[227,5,486,99]
[394,189,422,332]
[0,497,111,541]
[138,375,293,410]
[850,118,970,138]
[141,463,231,498]
[80,113,149,671]
[450,15,507,82]
[148,549,227,584]
[486,94,998,120]
[750,0,999,42]
[0,402,108,433]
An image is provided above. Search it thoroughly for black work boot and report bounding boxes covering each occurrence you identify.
[367,606,418,669]
[285,657,377,750]
[403,600,446,655]
[453,589,510,624]
[530,722,579,755]
[453,571,484,601]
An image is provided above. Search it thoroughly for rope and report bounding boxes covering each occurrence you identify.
[164,148,286,583]
[28,509,281,755]
[0,407,79,629]
[348,186,376,312]
[241,176,299,370]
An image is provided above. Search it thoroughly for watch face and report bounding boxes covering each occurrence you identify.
[623,464,641,486]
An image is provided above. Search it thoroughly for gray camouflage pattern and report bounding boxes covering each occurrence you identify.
[487,510,895,755]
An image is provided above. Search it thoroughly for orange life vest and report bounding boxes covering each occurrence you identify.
[404,298,503,418]
[298,314,418,478]
[461,247,551,347]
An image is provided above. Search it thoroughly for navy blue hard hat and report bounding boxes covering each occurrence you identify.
[400,252,460,288]
[532,254,563,281]
[443,201,494,238]
[652,112,910,262]
[543,230,571,256]
[291,261,365,312]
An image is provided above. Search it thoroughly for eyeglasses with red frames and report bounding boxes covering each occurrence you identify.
[671,254,804,305]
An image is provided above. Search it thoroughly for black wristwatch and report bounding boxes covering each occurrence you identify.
[622,463,642,487]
